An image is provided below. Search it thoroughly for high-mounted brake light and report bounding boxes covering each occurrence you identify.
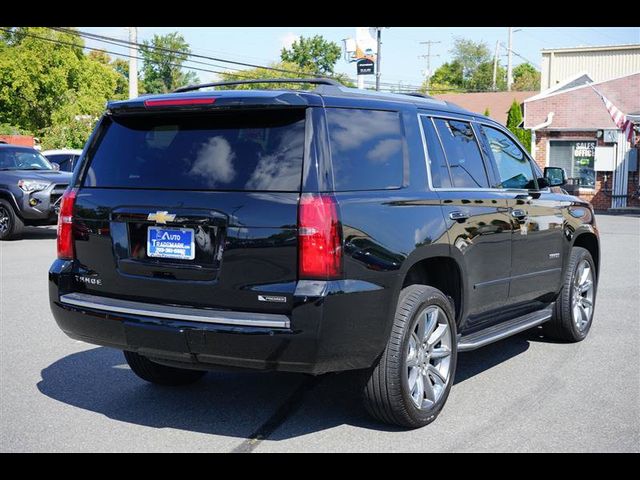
[143,98,216,108]
[298,194,343,279]
[57,188,78,260]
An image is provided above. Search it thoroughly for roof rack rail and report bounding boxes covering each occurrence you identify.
[174,78,343,93]
[401,92,435,100]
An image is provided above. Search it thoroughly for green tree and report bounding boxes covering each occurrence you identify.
[140,32,199,93]
[512,63,541,91]
[218,61,353,89]
[451,38,491,83]
[0,27,119,149]
[280,35,342,75]
[421,60,464,94]
[468,62,506,91]
[506,99,531,152]
[0,27,84,133]
[421,40,503,94]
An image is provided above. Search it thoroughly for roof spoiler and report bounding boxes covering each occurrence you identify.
[174,78,343,93]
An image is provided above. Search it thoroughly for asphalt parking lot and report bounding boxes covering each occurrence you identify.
[1,213,638,452]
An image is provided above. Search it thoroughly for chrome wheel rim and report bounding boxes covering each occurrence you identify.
[406,305,452,410]
[0,206,10,235]
[572,259,594,331]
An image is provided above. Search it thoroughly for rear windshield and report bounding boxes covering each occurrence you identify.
[83,109,306,191]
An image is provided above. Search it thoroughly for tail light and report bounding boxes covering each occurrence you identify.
[298,193,342,279]
[57,188,78,260]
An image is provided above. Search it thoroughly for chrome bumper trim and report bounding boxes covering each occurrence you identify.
[59,292,290,329]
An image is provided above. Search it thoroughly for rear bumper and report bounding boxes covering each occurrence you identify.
[49,261,398,375]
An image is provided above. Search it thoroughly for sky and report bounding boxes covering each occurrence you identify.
[81,27,640,89]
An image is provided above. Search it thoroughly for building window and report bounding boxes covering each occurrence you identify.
[548,140,596,189]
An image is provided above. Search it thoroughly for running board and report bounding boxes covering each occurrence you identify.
[458,307,553,352]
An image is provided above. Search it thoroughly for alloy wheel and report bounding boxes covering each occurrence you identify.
[572,259,594,331]
[406,305,452,410]
[0,206,10,235]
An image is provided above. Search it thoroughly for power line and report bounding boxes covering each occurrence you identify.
[48,27,242,74]
[419,40,441,93]
[0,27,253,80]
[49,27,327,78]
[3,28,514,95]
[50,27,431,90]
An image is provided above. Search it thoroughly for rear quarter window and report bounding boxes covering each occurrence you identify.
[326,108,404,191]
[83,109,306,192]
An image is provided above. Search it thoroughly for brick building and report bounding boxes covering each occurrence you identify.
[524,72,640,210]
[0,135,35,147]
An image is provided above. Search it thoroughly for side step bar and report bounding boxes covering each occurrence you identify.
[458,307,553,352]
[59,292,290,329]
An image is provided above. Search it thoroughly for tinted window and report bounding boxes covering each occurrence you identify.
[481,126,536,189]
[84,110,306,191]
[434,119,489,188]
[47,154,74,171]
[326,108,404,191]
[420,116,451,188]
[0,149,54,171]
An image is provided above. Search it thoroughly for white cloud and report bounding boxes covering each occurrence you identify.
[188,136,237,188]
[280,32,300,50]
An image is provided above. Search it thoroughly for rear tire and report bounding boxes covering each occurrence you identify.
[543,246,597,342]
[363,285,458,428]
[0,199,23,240]
[124,351,206,386]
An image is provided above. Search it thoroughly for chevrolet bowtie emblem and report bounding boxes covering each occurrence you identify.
[147,211,176,224]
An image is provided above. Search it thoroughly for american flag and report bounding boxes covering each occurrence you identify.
[589,84,634,143]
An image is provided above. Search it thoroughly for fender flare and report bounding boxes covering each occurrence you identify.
[0,189,22,220]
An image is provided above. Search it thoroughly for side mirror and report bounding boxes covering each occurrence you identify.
[537,177,550,189]
[544,166,567,187]
[51,162,60,171]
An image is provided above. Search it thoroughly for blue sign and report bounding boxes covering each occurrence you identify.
[147,227,195,260]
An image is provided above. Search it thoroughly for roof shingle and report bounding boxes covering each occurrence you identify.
[433,91,537,125]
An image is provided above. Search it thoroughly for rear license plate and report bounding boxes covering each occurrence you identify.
[147,227,195,260]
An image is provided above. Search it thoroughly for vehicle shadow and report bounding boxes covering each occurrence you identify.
[17,226,57,240]
[37,329,543,440]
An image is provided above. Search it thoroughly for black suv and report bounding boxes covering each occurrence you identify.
[49,79,600,428]
[0,144,72,240]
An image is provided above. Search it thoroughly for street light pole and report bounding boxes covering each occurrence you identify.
[419,40,441,94]
[375,27,382,91]
[128,27,138,99]
[507,27,513,91]
[492,40,500,91]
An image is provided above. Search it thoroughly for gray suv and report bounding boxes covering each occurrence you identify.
[0,144,72,240]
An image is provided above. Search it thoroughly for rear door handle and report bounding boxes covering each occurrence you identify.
[449,211,469,221]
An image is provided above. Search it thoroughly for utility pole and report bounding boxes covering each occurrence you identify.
[419,40,441,94]
[375,27,382,91]
[492,40,500,91]
[507,27,513,92]
[128,27,138,99]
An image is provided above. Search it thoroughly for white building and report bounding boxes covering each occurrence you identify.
[541,44,640,90]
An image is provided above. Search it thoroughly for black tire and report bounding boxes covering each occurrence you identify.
[363,285,458,429]
[123,351,206,386]
[543,246,597,342]
[0,199,24,240]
